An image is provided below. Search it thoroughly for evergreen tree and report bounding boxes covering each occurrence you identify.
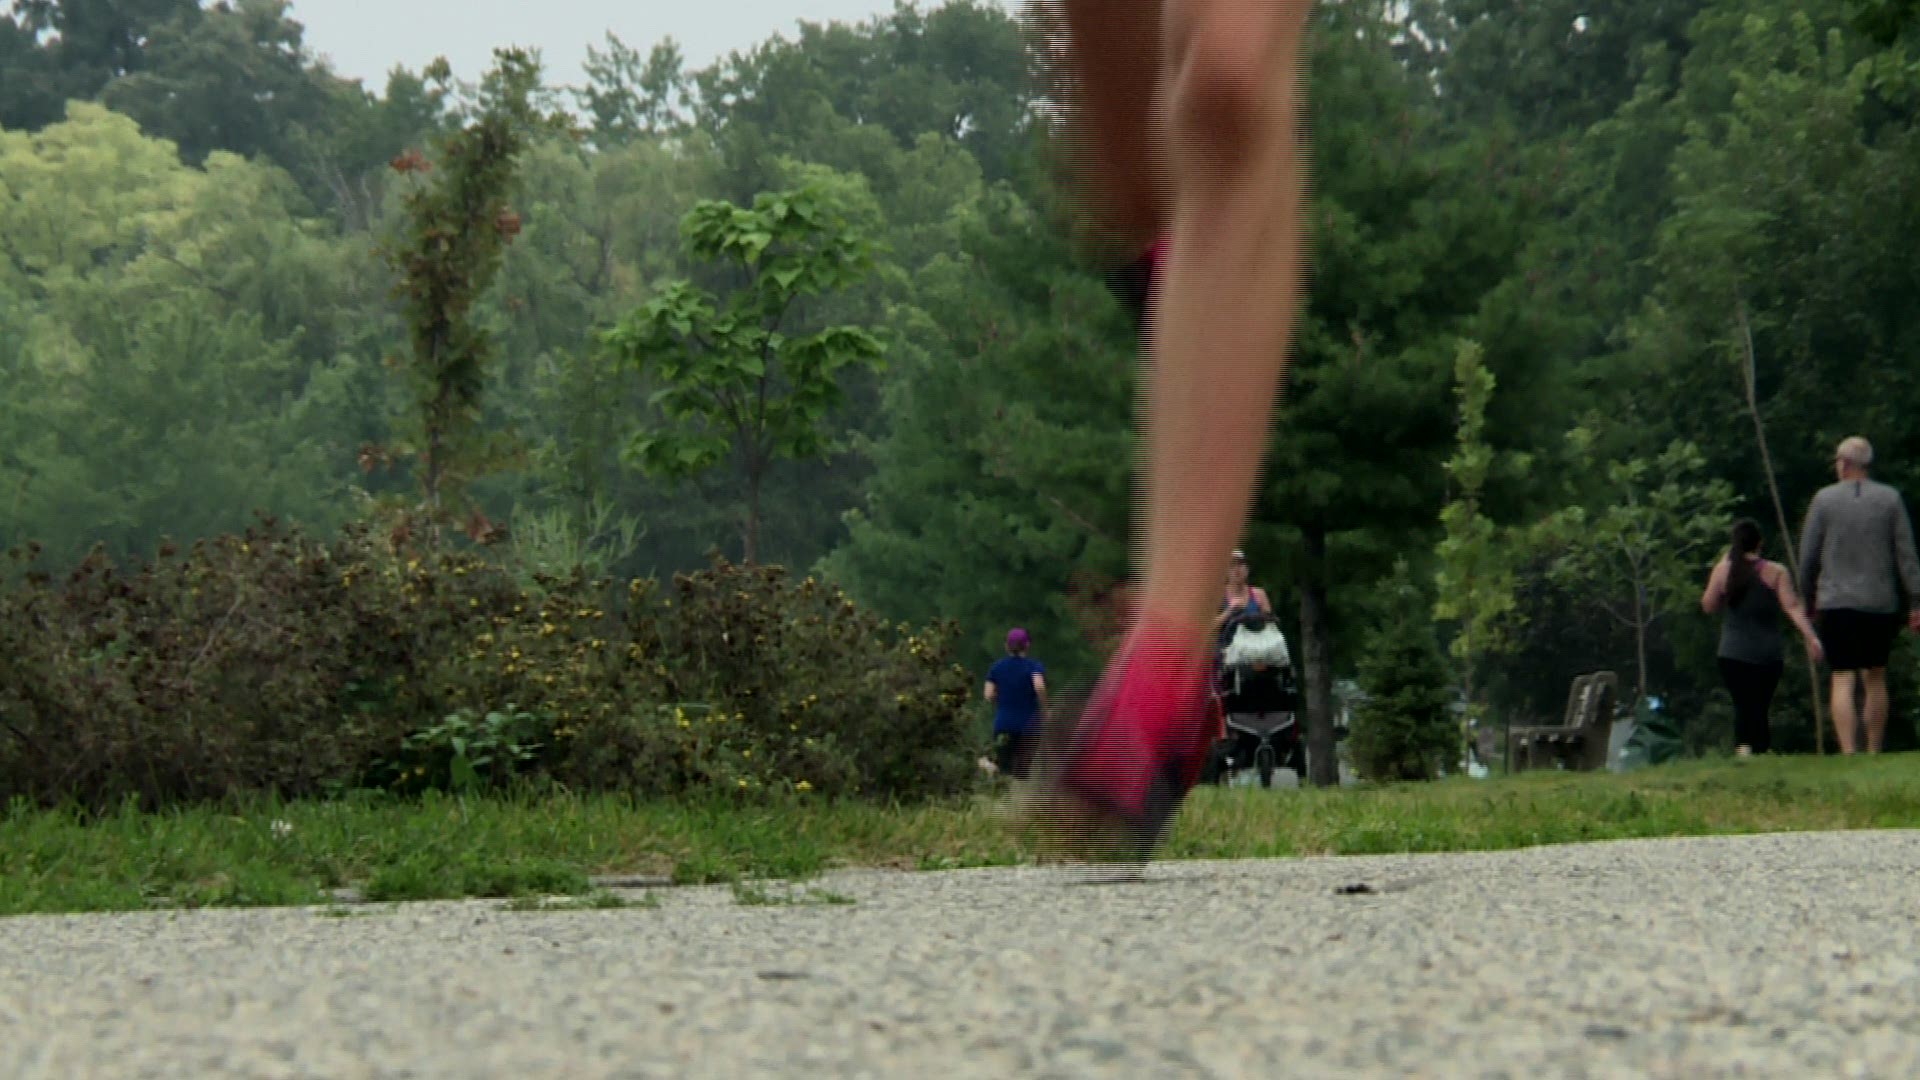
[1349,562,1458,782]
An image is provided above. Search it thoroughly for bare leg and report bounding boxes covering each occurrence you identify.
[1830,671,1860,754]
[1137,0,1312,642]
[1035,0,1311,843]
[1049,0,1309,642]
[1863,667,1889,753]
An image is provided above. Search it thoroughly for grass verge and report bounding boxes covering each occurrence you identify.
[2,754,1917,916]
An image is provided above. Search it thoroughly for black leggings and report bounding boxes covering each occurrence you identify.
[1719,657,1783,753]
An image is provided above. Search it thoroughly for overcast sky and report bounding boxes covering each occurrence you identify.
[290,0,999,91]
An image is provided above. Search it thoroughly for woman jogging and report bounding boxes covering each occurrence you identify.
[1024,0,1313,863]
[1701,519,1823,756]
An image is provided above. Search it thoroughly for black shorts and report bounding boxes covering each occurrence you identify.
[993,730,1037,780]
[1818,609,1901,671]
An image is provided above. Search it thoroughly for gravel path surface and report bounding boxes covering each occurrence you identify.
[3,830,1919,1078]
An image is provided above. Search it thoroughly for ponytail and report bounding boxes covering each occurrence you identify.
[1726,519,1764,605]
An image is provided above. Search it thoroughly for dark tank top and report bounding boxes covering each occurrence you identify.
[1720,561,1784,666]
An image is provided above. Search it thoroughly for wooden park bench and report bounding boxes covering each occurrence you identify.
[1510,670,1620,773]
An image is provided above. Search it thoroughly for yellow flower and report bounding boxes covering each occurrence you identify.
[737,779,748,789]
[742,748,752,759]
[795,780,813,793]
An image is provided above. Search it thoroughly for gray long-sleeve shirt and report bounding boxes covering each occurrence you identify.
[1797,478,1920,614]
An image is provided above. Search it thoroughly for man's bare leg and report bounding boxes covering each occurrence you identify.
[1830,671,1860,754]
[1863,667,1889,753]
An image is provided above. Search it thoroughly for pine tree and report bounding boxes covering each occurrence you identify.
[1350,564,1458,782]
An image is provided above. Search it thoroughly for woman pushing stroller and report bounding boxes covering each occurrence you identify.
[1214,550,1272,647]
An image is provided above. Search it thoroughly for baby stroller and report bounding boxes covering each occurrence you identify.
[1203,609,1305,788]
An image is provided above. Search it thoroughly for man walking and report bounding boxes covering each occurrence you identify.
[1797,437,1920,753]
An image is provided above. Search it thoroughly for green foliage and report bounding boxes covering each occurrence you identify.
[603,179,886,563]
[575,33,689,145]
[382,47,568,535]
[1535,433,1738,702]
[1349,565,1459,782]
[18,0,1920,763]
[820,184,1136,679]
[0,518,978,810]
[1433,340,1531,724]
[0,103,388,565]
[384,705,549,795]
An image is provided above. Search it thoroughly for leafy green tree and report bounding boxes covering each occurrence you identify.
[1435,0,1711,140]
[690,0,1034,202]
[1252,0,1559,787]
[99,0,333,168]
[1536,432,1737,706]
[575,33,689,146]
[0,10,63,130]
[0,103,381,561]
[602,180,885,565]
[4,0,199,119]
[1433,339,1530,740]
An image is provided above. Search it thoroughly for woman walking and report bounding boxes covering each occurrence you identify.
[1701,519,1823,756]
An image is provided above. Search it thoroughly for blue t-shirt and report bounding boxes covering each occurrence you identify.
[987,655,1046,734]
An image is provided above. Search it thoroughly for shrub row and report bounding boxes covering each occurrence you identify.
[0,518,979,810]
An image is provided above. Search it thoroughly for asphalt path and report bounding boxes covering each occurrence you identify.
[3,830,1917,1078]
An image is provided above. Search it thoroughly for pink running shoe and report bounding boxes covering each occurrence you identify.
[1034,624,1214,862]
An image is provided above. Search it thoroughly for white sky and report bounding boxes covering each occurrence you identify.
[288,0,1006,91]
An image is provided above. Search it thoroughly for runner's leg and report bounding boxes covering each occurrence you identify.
[1042,0,1311,837]
[1138,0,1310,642]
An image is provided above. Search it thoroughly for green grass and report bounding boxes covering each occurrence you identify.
[2,754,1917,917]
